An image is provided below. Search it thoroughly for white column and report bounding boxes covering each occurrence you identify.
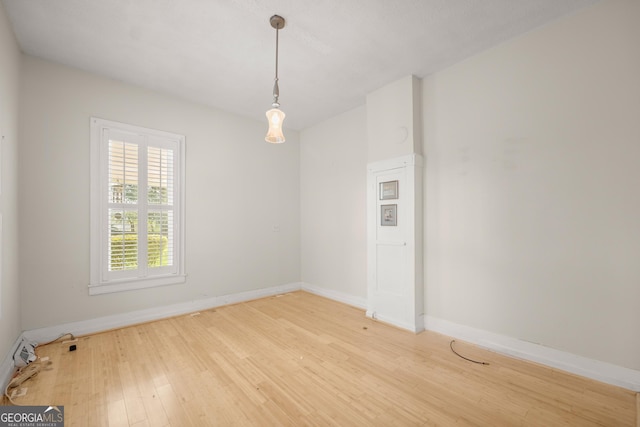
[366,76,424,332]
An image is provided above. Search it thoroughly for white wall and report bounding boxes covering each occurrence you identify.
[19,57,300,330]
[0,1,21,365]
[366,76,422,162]
[424,0,640,371]
[300,106,368,300]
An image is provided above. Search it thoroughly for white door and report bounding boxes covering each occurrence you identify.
[369,167,411,327]
[367,154,423,332]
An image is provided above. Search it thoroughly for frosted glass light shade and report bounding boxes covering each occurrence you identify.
[265,108,286,143]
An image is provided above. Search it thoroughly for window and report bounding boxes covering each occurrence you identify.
[90,118,185,295]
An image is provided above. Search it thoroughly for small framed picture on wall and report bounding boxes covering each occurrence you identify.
[381,204,397,226]
[379,180,398,200]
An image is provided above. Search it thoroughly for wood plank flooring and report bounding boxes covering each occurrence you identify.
[3,291,637,426]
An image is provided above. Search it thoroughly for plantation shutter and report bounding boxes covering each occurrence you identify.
[91,119,184,293]
[145,138,178,276]
[105,129,143,282]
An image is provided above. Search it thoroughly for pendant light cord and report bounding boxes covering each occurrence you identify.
[272,21,281,105]
[275,24,279,81]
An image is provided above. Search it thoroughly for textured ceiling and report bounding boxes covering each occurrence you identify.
[3,0,598,130]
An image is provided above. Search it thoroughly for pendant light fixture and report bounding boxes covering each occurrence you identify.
[265,15,286,144]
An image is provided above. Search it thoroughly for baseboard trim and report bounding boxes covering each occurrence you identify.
[300,283,425,332]
[365,310,425,333]
[0,333,25,391]
[23,283,303,344]
[300,283,367,309]
[424,315,640,392]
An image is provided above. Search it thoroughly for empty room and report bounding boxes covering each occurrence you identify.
[0,0,639,425]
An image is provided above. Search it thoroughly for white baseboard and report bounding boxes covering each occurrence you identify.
[23,283,302,344]
[424,315,640,392]
[300,282,367,309]
[365,310,425,333]
[301,283,427,332]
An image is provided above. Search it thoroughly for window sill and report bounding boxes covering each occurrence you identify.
[89,274,187,295]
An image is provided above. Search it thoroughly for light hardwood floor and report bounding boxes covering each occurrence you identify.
[3,291,637,426]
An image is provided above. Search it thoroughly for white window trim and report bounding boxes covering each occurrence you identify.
[89,117,186,295]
